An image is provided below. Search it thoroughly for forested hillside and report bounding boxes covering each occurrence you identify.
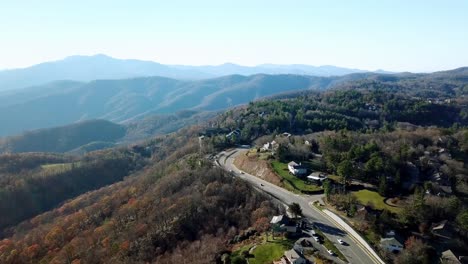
[208,89,467,148]
[0,120,126,153]
[0,124,278,264]
[0,111,217,154]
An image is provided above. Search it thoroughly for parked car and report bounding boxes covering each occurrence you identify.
[337,238,345,245]
[327,249,334,255]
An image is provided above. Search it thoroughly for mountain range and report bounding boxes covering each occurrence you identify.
[0,74,342,136]
[0,54,386,91]
[0,66,467,137]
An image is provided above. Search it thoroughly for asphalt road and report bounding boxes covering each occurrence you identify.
[217,148,385,264]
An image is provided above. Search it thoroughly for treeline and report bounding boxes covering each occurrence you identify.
[208,89,467,148]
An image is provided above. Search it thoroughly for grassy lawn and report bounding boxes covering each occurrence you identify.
[314,229,347,262]
[271,161,322,192]
[248,236,294,264]
[352,189,402,213]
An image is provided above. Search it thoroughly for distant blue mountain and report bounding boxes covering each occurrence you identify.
[0,54,384,91]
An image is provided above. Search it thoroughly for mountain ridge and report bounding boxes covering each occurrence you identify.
[0,54,390,91]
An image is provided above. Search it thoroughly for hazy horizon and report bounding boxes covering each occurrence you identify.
[1,1,467,72]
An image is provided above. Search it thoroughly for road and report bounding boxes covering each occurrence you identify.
[217,148,385,264]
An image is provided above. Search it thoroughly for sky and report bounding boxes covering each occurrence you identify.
[0,0,467,72]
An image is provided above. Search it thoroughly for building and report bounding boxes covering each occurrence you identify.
[261,140,277,151]
[431,220,452,240]
[288,161,307,176]
[226,129,241,139]
[380,237,403,253]
[307,172,327,182]
[270,215,290,226]
[282,248,307,264]
[440,250,462,264]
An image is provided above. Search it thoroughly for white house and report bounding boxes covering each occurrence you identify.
[380,237,403,253]
[261,140,277,151]
[288,161,307,176]
[307,172,327,182]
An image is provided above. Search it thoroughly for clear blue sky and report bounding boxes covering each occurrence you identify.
[1,0,467,72]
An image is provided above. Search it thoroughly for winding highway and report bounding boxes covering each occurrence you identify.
[217,148,386,264]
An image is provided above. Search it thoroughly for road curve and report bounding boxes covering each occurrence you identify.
[217,148,385,264]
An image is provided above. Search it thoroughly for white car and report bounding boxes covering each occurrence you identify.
[312,235,320,242]
[337,238,345,245]
[327,249,334,255]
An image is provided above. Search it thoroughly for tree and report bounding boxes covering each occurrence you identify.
[378,176,388,196]
[457,210,468,232]
[337,160,353,191]
[395,236,433,264]
[323,179,332,200]
[231,256,247,264]
[289,203,302,218]
[275,143,289,162]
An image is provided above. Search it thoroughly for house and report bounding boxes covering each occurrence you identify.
[440,250,462,264]
[270,215,291,226]
[270,215,298,234]
[282,248,307,264]
[307,172,327,182]
[380,237,403,253]
[385,230,396,237]
[261,140,277,151]
[226,129,241,139]
[288,161,307,176]
[281,225,298,233]
[431,220,452,240]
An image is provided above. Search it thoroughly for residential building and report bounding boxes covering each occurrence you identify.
[380,237,403,253]
[283,248,307,264]
[307,172,327,182]
[440,250,462,264]
[431,220,452,240]
[270,215,290,226]
[288,161,307,176]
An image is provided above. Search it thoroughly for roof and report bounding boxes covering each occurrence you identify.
[307,172,327,180]
[432,220,448,231]
[280,224,297,233]
[380,237,403,248]
[284,249,305,263]
[288,161,307,170]
[270,215,289,225]
[441,250,461,264]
